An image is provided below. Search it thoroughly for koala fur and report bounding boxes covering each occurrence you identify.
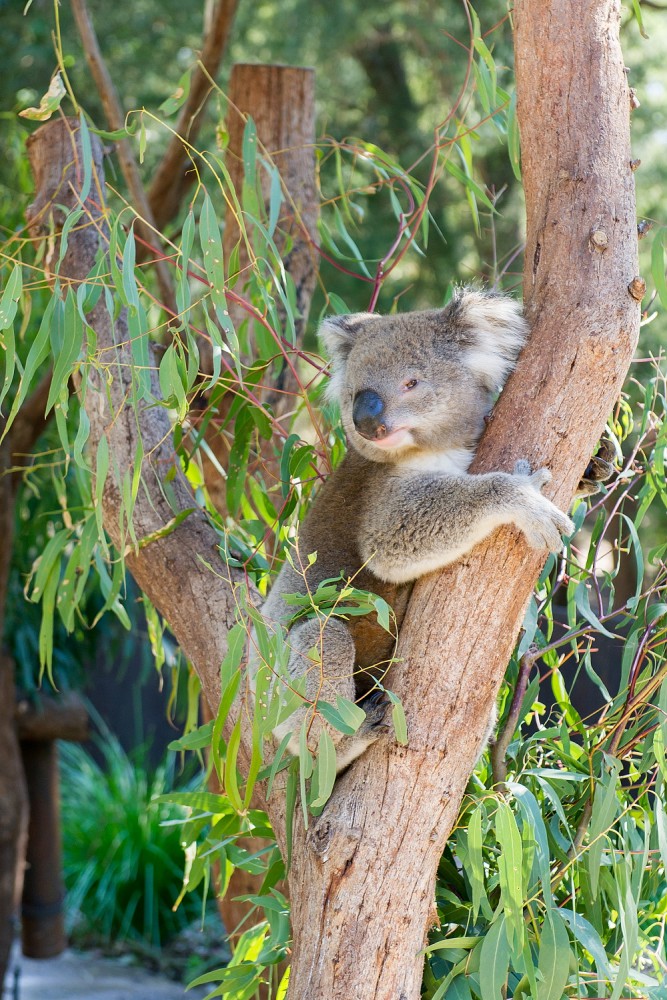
[257,288,575,772]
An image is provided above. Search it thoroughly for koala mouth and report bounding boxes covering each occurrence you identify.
[366,426,414,450]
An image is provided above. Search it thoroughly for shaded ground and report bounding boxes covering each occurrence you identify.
[7,949,208,1000]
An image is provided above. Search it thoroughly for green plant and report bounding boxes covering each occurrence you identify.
[59,730,205,948]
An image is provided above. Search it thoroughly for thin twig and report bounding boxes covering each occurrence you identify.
[148,0,239,230]
[490,648,536,788]
[71,0,176,315]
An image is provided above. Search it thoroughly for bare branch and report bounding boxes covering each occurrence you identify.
[71,0,176,315]
[490,648,536,788]
[148,0,239,230]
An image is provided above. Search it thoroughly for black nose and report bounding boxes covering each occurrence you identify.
[353,390,385,439]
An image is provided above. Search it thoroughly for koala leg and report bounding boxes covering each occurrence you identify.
[272,617,391,773]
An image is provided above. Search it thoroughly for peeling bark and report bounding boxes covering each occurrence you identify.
[24,2,639,994]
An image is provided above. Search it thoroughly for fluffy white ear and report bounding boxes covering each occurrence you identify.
[318,313,374,363]
[449,288,529,391]
[319,313,374,404]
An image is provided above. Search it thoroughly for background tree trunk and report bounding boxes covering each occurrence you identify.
[203,63,318,516]
[25,0,640,994]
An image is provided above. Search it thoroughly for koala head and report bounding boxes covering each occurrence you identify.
[320,288,528,464]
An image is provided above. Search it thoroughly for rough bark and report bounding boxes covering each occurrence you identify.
[24,1,640,995]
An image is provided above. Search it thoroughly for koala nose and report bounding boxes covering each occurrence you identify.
[353,390,386,439]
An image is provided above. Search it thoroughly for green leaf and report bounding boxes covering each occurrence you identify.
[280,433,301,498]
[46,290,83,412]
[224,719,245,813]
[536,910,571,1000]
[19,72,66,120]
[159,68,192,116]
[298,721,312,828]
[478,915,509,1000]
[467,803,491,922]
[177,210,196,320]
[168,720,215,752]
[310,729,337,809]
[631,0,649,38]
[559,909,612,981]
[387,692,408,745]
[335,696,366,731]
[1,295,56,441]
[318,701,357,735]
[373,596,392,633]
[505,89,521,181]
[495,800,524,954]
[588,756,621,897]
[199,192,238,363]
[508,782,552,902]
[0,263,22,409]
[573,581,616,639]
[242,117,258,189]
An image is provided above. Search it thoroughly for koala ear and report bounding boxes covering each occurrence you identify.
[318,313,374,363]
[319,313,374,405]
[446,288,529,391]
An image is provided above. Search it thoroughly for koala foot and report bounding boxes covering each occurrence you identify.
[333,689,392,773]
[512,461,575,552]
[576,438,616,497]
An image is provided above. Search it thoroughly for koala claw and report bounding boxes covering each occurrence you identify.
[359,689,392,734]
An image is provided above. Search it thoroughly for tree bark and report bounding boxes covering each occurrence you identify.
[24,1,640,995]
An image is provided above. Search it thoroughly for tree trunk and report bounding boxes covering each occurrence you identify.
[25,1,640,994]
[283,2,640,996]
[0,435,29,989]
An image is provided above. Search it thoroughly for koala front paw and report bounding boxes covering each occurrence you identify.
[512,462,574,551]
[521,500,575,551]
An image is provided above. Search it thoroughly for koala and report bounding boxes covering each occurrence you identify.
[256,288,575,772]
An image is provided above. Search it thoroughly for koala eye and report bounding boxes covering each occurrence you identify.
[403,379,418,391]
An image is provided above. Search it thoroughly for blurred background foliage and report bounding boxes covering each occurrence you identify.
[0,0,663,325]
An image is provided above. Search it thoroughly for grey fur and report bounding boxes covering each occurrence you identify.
[255,288,575,772]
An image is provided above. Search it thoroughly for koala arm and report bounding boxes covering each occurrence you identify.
[359,464,575,585]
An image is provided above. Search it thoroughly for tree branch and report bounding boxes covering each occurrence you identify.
[148,0,239,231]
[25,118,252,733]
[71,0,176,314]
[490,648,536,788]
